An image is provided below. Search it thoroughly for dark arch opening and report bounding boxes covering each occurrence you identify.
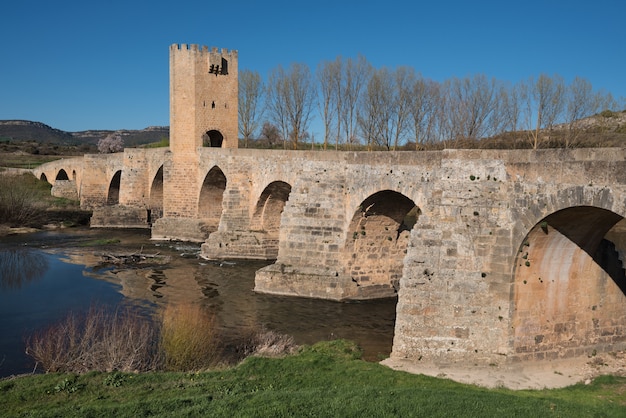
[40,173,49,183]
[512,206,626,361]
[107,170,122,205]
[343,190,420,299]
[198,166,226,231]
[202,130,224,148]
[56,169,69,180]
[149,166,164,223]
[250,181,292,258]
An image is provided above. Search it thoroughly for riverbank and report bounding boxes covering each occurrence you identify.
[0,221,88,237]
[0,172,91,233]
[2,340,625,417]
[383,349,626,390]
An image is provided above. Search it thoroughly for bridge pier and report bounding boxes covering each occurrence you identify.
[201,230,278,260]
[90,206,150,229]
[51,179,78,200]
[151,217,214,243]
[255,263,397,301]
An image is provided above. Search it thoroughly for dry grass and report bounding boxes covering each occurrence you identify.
[25,302,298,374]
[26,305,159,373]
[248,327,298,357]
[159,303,222,371]
[0,173,46,227]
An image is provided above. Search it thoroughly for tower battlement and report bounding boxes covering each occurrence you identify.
[170,44,238,60]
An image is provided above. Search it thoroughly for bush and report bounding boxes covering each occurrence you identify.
[159,303,222,371]
[25,302,298,374]
[600,109,617,118]
[0,173,46,227]
[226,325,297,361]
[26,305,160,373]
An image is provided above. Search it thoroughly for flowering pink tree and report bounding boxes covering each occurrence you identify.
[97,133,124,153]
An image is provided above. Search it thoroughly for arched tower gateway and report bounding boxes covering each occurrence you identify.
[169,44,238,152]
[152,44,239,242]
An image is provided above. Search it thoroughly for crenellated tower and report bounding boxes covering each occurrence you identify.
[169,44,238,153]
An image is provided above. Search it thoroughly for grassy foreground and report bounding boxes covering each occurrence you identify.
[1,340,625,417]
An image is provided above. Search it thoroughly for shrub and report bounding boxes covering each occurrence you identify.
[228,325,297,361]
[249,328,297,357]
[600,109,616,118]
[26,305,160,373]
[25,302,298,374]
[0,173,46,226]
[159,303,222,371]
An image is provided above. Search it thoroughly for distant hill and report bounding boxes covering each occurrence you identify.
[0,120,169,147]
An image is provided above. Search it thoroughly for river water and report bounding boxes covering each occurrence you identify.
[0,228,396,377]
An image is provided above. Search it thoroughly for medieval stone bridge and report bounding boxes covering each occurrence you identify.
[27,43,626,374]
[33,146,626,369]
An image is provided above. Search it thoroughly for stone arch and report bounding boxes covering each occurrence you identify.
[107,170,122,205]
[202,130,224,148]
[198,166,226,230]
[149,165,164,223]
[511,205,626,361]
[250,181,292,254]
[55,169,69,180]
[40,173,49,183]
[342,190,420,299]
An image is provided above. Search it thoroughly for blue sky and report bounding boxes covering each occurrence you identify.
[1,0,624,133]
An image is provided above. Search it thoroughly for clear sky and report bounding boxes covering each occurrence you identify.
[1,0,624,133]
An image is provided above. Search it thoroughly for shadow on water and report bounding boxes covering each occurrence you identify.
[0,228,397,377]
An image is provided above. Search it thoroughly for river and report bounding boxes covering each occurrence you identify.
[0,228,396,377]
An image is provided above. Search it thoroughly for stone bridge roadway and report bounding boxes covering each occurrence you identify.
[33,147,626,370]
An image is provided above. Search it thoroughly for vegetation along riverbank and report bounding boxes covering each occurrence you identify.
[2,340,626,417]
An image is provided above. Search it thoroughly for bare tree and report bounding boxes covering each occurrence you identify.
[501,81,523,136]
[238,70,264,148]
[391,67,414,150]
[409,76,439,149]
[317,57,341,150]
[523,74,566,149]
[340,55,371,149]
[443,74,500,143]
[266,63,316,149]
[563,77,620,147]
[358,68,395,150]
[266,67,290,149]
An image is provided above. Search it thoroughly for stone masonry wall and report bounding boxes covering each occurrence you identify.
[34,145,626,369]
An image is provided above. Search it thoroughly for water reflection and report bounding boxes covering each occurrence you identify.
[0,229,396,377]
[107,256,396,361]
[0,248,49,290]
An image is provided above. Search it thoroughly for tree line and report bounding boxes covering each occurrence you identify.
[239,56,622,150]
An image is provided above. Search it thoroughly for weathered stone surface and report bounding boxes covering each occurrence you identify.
[90,205,149,229]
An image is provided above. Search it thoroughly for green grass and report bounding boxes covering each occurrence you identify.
[2,340,625,417]
[0,153,67,169]
[141,137,170,148]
